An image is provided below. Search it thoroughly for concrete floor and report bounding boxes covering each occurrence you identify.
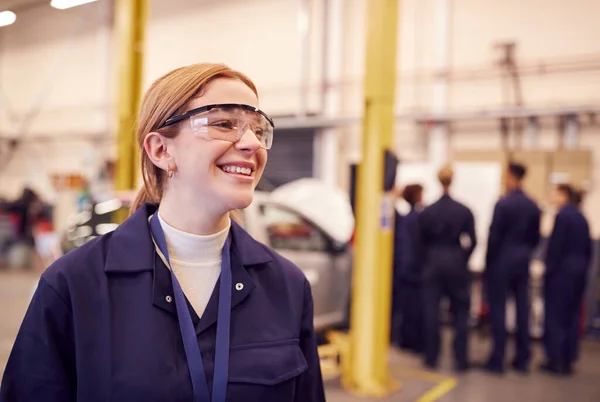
[1,269,599,401]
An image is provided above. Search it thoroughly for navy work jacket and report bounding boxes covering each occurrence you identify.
[485,189,541,272]
[545,204,592,279]
[418,195,477,273]
[397,208,423,286]
[0,204,326,402]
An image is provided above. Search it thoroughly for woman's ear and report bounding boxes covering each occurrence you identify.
[143,132,174,171]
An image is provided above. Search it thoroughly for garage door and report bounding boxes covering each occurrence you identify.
[260,128,315,188]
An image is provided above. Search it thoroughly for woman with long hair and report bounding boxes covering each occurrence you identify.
[1,63,325,402]
[541,183,592,376]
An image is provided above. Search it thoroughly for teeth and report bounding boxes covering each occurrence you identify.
[221,165,252,176]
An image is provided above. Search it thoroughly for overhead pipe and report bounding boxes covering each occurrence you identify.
[256,56,600,103]
[268,103,600,131]
[411,104,600,123]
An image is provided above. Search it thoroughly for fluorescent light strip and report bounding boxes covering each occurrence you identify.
[0,11,16,27]
[50,0,98,10]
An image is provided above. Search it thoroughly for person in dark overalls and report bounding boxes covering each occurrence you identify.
[483,162,541,374]
[419,165,476,372]
[541,184,592,376]
[391,188,406,346]
[394,184,424,353]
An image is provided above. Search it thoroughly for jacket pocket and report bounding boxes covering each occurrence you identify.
[228,339,308,386]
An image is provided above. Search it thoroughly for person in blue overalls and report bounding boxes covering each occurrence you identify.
[541,183,592,376]
[419,165,476,372]
[391,187,406,347]
[0,63,326,402]
[394,184,424,353]
[482,162,541,374]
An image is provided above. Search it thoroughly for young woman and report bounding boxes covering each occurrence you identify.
[419,165,476,372]
[0,63,326,402]
[541,183,592,376]
[393,184,424,354]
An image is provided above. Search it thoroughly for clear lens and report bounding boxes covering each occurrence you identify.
[189,106,274,149]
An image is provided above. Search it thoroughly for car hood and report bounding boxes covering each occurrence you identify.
[261,178,355,244]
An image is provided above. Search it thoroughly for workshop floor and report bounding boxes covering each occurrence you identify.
[1,270,599,401]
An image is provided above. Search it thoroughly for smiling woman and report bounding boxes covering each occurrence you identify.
[0,63,326,402]
[132,64,271,234]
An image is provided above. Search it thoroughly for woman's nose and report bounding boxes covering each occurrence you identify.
[235,124,262,152]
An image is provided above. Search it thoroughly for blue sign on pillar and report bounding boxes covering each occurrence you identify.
[380,195,394,231]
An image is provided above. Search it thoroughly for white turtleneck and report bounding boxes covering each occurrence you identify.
[155,212,230,318]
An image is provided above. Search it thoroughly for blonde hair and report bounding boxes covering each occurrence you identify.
[129,63,258,214]
[437,164,454,187]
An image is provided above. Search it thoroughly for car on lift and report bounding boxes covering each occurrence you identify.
[60,178,355,333]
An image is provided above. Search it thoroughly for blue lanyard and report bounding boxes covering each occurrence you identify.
[150,213,232,402]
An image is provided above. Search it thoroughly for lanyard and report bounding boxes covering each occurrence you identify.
[150,213,232,402]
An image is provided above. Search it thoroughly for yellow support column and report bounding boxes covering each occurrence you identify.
[114,0,147,221]
[342,0,400,397]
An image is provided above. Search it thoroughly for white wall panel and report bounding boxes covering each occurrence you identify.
[579,127,600,236]
[0,2,111,136]
[0,1,113,202]
[448,0,600,110]
[145,0,306,115]
[451,0,600,64]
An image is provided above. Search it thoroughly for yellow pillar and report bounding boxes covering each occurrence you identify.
[114,0,147,221]
[342,0,400,397]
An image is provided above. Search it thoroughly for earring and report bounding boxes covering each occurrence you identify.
[166,164,176,179]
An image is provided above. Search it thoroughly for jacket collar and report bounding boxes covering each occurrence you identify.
[104,203,273,273]
[104,203,157,273]
[559,203,576,214]
[104,202,274,334]
[152,239,263,334]
[508,188,524,196]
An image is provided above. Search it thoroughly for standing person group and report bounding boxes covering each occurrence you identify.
[391,161,593,377]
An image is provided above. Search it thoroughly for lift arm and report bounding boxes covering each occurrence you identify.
[342,0,401,397]
[114,0,147,220]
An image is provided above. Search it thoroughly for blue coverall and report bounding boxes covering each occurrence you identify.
[484,189,541,372]
[543,204,592,372]
[396,207,424,354]
[391,210,405,346]
[418,195,477,370]
[0,203,326,402]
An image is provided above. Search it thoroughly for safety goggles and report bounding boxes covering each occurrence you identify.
[158,103,275,150]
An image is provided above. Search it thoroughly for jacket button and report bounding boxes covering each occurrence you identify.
[235,283,244,291]
[165,295,173,303]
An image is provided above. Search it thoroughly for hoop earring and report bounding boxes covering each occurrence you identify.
[166,164,176,179]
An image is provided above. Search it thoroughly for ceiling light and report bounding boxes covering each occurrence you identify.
[0,11,16,27]
[50,0,98,10]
